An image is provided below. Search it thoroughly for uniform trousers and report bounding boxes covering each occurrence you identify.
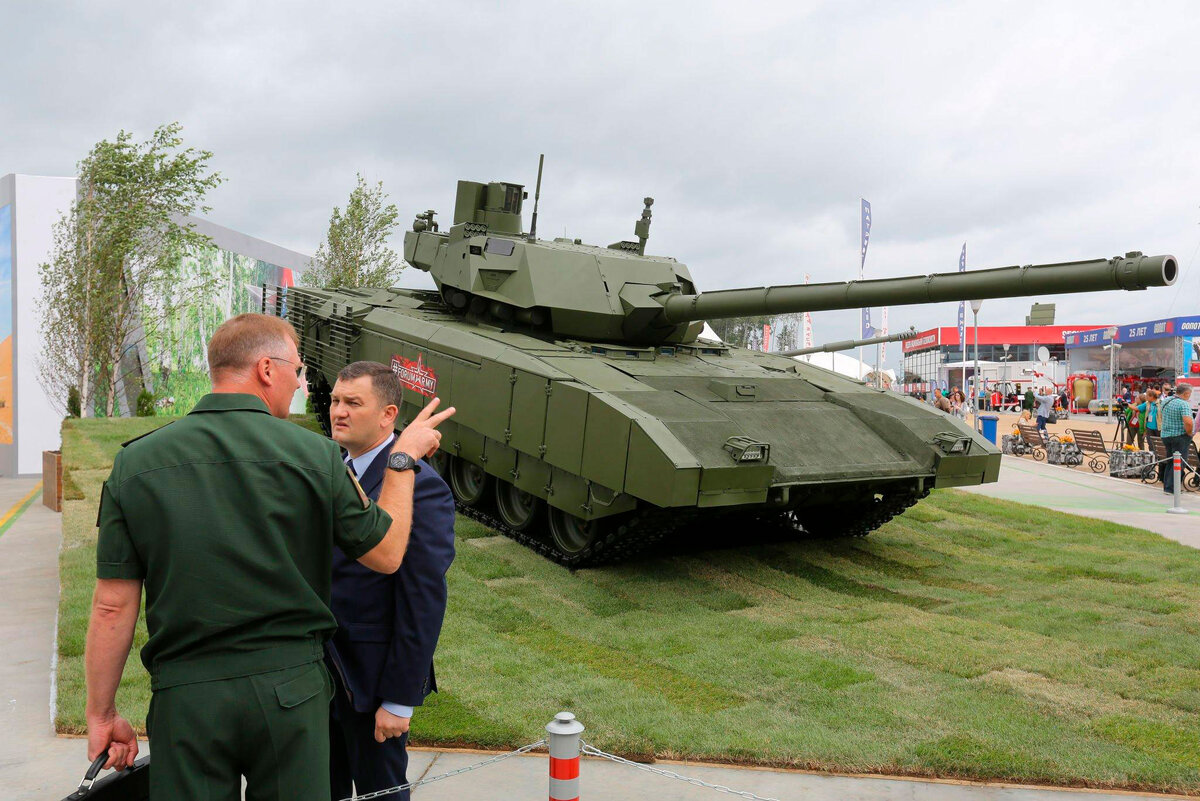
[328,688,410,801]
[147,661,333,801]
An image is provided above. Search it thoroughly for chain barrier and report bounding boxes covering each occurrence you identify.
[581,741,781,801]
[1106,453,1170,477]
[1106,452,1198,483]
[1021,435,1195,482]
[336,739,546,801]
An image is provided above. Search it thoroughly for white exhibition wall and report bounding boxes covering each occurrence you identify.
[12,176,78,475]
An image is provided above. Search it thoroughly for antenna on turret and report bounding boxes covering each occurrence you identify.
[527,153,545,242]
[635,197,653,255]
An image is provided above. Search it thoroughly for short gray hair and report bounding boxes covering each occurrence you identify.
[208,313,298,377]
[1175,383,1193,397]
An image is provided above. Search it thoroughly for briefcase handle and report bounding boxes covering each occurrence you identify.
[78,752,109,794]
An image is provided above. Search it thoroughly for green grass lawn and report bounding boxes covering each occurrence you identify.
[57,418,1200,793]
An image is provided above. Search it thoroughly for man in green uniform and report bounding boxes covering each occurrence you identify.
[83,313,454,800]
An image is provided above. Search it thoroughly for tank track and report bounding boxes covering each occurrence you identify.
[451,499,682,569]
[452,488,928,567]
[753,489,930,539]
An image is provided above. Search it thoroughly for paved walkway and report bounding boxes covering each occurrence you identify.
[3,476,1196,800]
[962,455,1199,547]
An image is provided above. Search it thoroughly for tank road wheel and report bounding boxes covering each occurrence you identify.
[427,449,451,479]
[448,458,491,507]
[493,481,542,531]
[548,507,608,565]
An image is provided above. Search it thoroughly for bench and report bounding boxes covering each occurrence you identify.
[1146,434,1200,490]
[1016,422,1049,461]
[1064,428,1110,473]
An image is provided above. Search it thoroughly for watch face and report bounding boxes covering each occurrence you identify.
[388,452,423,473]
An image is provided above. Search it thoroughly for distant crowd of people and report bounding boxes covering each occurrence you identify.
[913,382,1070,422]
[914,377,1197,495]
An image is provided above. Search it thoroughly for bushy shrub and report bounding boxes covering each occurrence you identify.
[136,390,156,417]
[67,386,82,417]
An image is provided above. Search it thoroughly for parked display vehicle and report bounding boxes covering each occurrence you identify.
[273,170,1177,565]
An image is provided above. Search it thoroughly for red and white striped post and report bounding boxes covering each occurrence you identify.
[546,711,584,801]
[1167,451,1189,515]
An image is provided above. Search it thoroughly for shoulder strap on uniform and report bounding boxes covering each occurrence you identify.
[121,420,177,448]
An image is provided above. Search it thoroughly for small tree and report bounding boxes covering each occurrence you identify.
[38,123,222,416]
[303,174,402,288]
[136,390,156,417]
[37,210,96,415]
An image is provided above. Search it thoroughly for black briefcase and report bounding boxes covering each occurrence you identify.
[60,753,150,800]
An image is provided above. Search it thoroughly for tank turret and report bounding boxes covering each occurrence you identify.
[405,183,1176,345]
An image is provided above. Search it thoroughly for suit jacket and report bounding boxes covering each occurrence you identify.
[326,435,456,714]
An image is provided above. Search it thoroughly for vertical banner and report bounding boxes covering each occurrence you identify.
[762,323,771,353]
[957,243,967,359]
[802,273,813,350]
[860,199,873,338]
[0,204,11,444]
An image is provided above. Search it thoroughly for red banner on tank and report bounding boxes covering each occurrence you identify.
[391,353,438,397]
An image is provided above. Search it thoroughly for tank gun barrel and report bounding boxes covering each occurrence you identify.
[779,326,919,357]
[659,252,1177,326]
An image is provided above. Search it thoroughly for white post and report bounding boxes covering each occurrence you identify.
[1106,327,1119,422]
[547,712,585,801]
[1167,452,1189,515]
[970,301,982,426]
[1109,345,1115,422]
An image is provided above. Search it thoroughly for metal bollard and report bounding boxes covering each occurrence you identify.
[546,711,585,801]
[1167,451,1189,515]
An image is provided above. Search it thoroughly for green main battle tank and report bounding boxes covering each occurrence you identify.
[274,173,1177,566]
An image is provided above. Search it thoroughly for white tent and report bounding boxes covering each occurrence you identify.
[698,325,893,386]
[796,351,875,380]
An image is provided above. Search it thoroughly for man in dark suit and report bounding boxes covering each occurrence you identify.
[325,361,457,799]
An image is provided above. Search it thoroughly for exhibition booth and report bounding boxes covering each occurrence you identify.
[1064,315,1200,402]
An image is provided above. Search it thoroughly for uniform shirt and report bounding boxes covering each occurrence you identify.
[97,393,392,690]
[1160,396,1193,437]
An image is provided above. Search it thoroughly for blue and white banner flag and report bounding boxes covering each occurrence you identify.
[860,198,873,338]
[956,243,966,353]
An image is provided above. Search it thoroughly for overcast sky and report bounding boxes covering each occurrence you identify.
[3,1,1199,368]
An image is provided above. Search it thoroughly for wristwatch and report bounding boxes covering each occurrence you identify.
[387,451,422,474]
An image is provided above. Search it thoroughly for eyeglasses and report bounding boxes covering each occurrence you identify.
[269,356,306,381]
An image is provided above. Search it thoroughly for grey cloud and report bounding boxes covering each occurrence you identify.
[1,0,1198,366]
